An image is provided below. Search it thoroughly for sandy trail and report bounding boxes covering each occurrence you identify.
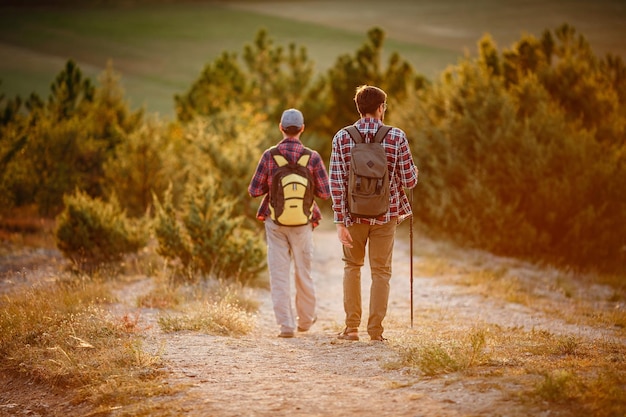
[126,226,591,417]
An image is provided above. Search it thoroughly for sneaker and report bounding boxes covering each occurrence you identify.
[297,316,317,332]
[278,331,294,338]
[370,335,387,342]
[337,327,359,341]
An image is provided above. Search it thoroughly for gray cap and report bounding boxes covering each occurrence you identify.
[280,108,304,128]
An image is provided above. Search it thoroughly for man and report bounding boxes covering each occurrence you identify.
[330,85,418,342]
[248,108,330,338]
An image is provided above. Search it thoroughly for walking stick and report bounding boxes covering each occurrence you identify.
[409,188,414,328]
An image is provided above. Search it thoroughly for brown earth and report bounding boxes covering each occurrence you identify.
[1,223,624,416]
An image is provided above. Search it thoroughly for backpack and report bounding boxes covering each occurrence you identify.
[268,146,315,226]
[345,125,392,218]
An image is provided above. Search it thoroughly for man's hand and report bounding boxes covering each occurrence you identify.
[336,223,353,248]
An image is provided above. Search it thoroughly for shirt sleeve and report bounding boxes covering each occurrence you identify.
[311,151,331,200]
[248,151,270,198]
[329,130,349,224]
[396,130,419,189]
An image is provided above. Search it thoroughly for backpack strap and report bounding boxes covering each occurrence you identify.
[345,126,364,144]
[297,149,311,167]
[373,125,391,144]
[270,146,312,167]
[345,125,391,144]
[270,146,288,167]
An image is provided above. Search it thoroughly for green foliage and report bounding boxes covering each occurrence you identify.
[47,59,94,121]
[153,179,266,285]
[175,28,315,127]
[174,50,246,123]
[0,84,23,127]
[397,24,626,272]
[175,27,424,163]
[500,24,625,152]
[181,106,271,224]
[151,107,268,284]
[319,27,425,133]
[55,190,148,271]
[0,60,143,216]
[3,22,625,273]
[103,117,175,218]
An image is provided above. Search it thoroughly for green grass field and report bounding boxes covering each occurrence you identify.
[0,0,624,117]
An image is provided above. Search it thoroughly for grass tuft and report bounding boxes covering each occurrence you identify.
[396,326,489,376]
[158,298,254,336]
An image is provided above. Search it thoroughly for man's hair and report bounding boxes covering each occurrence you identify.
[282,125,303,136]
[354,85,387,116]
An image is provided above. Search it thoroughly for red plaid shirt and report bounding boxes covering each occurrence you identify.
[248,137,331,227]
[330,117,418,226]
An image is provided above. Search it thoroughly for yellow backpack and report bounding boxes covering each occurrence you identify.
[268,147,315,226]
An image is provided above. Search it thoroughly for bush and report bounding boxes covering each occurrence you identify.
[153,179,266,285]
[103,118,176,218]
[397,28,626,272]
[180,108,271,226]
[1,61,142,217]
[55,190,147,271]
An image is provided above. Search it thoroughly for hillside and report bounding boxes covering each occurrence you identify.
[1,0,624,116]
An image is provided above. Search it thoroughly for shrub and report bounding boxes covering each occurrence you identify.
[397,26,626,272]
[103,118,175,218]
[153,179,266,285]
[181,108,271,226]
[1,61,142,217]
[55,190,147,271]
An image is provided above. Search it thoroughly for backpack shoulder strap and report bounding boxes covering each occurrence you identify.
[297,147,312,167]
[269,146,288,167]
[345,126,364,144]
[270,146,312,167]
[373,125,391,144]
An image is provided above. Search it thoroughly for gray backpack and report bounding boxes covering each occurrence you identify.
[344,125,392,218]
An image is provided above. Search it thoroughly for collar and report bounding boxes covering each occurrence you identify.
[359,117,383,125]
[279,137,303,145]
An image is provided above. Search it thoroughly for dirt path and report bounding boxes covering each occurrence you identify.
[2,223,623,416]
[111,225,625,417]
[139,227,443,417]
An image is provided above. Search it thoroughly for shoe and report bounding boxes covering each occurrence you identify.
[370,335,387,342]
[278,331,294,338]
[337,327,359,341]
[297,316,317,332]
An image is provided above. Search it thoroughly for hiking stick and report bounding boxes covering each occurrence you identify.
[409,187,414,328]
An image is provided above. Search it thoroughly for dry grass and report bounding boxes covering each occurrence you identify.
[403,239,626,416]
[414,239,626,335]
[0,207,57,249]
[158,297,255,336]
[390,324,626,416]
[0,275,182,415]
[136,270,260,336]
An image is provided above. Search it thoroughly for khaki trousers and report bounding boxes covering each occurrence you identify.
[342,221,397,338]
[265,220,316,333]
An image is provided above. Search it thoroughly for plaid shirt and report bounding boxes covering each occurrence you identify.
[330,117,418,226]
[248,137,331,227]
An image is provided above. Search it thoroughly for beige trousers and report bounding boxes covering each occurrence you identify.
[342,221,397,338]
[264,220,316,333]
